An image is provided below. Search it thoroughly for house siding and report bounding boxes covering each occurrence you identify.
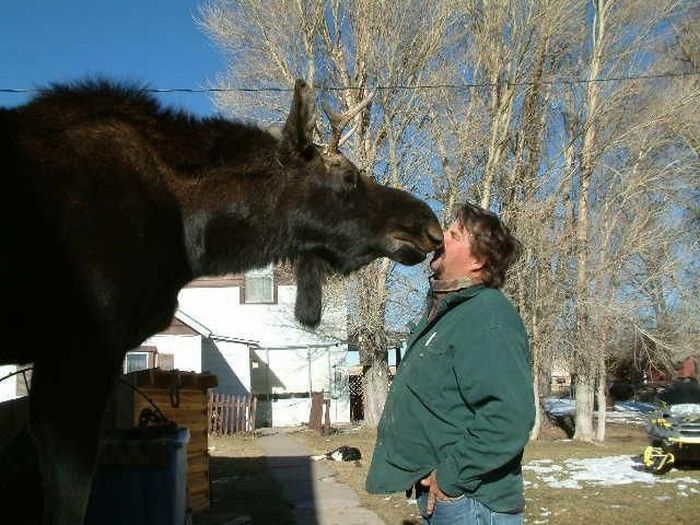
[142,333,202,373]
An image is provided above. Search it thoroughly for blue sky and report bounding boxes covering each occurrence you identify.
[0,0,222,116]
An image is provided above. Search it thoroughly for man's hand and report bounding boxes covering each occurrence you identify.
[419,470,453,516]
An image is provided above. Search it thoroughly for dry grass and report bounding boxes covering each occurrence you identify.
[194,423,699,525]
[292,422,700,525]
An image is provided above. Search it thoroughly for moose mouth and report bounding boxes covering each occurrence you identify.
[389,227,443,266]
[389,239,432,266]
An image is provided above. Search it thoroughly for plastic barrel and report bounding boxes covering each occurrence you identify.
[85,425,190,525]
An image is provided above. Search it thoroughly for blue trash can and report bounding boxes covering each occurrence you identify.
[85,424,190,525]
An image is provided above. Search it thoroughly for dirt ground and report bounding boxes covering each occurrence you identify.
[195,422,700,525]
[192,434,296,525]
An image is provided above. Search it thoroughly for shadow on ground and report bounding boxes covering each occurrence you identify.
[546,413,575,438]
[0,429,315,525]
[194,455,314,525]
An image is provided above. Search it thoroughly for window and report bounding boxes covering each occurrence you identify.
[243,265,275,303]
[124,351,150,373]
[157,353,175,371]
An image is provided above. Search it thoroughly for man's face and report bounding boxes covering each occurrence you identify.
[430,220,483,281]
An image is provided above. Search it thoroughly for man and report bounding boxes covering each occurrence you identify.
[366,202,534,525]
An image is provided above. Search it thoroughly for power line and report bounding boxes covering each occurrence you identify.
[0,71,697,95]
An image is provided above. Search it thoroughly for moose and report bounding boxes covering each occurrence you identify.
[0,78,442,524]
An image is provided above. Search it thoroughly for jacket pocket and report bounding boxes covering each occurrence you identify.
[403,340,455,403]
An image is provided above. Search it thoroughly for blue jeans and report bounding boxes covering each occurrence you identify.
[417,493,523,525]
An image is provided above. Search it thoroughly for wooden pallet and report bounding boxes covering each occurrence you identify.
[105,369,218,513]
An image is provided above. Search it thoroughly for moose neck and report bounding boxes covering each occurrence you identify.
[167,120,297,278]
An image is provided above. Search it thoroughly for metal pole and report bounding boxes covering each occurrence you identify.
[307,346,313,393]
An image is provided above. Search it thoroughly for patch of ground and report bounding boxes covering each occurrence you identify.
[195,422,699,524]
[292,425,423,525]
[292,422,700,525]
[192,434,295,525]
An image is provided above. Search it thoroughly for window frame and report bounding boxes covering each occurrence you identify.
[242,265,277,304]
[123,348,156,374]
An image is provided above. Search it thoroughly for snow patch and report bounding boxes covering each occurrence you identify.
[524,455,700,491]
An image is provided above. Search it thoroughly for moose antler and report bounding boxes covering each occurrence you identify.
[322,89,376,153]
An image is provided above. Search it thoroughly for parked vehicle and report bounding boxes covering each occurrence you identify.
[643,379,700,474]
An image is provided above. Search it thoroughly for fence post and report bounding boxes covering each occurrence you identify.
[229,394,235,435]
[225,394,231,435]
[207,393,213,434]
[234,395,240,433]
[211,393,216,435]
[250,396,257,432]
[217,393,223,435]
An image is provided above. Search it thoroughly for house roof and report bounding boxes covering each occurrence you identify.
[184,266,296,288]
[160,317,199,336]
[173,309,261,347]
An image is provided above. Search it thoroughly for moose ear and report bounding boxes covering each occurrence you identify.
[281,79,317,154]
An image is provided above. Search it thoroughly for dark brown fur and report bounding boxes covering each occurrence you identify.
[0,79,442,524]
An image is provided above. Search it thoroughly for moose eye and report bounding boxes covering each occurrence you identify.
[344,172,357,187]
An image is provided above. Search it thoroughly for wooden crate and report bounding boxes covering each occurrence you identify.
[105,369,218,513]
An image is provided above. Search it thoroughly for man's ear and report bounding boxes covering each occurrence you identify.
[281,79,317,155]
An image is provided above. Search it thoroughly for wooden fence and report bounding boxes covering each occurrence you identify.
[208,394,257,435]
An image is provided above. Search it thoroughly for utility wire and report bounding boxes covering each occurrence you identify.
[0,71,697,94]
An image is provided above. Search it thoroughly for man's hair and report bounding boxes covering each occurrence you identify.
[455,202,521,288]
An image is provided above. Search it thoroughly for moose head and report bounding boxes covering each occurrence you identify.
[189,79,443,327]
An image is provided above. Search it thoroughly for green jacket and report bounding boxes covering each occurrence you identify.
[365,285,534,513]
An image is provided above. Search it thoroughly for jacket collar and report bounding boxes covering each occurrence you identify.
[430,276,477,292]
[405,282,486,353]
[429,282,485,312]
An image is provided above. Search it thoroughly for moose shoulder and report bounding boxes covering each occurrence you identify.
[0,79,442,524]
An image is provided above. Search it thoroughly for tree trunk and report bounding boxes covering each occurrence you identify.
[362,357,390,427]
[529,365,542,441]
[572,0,606,442]
[595,354,607,441]
[573,375,595,441]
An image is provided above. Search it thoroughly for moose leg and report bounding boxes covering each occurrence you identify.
[29,349,122,525]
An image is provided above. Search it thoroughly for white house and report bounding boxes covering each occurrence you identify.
[128,265,351,428]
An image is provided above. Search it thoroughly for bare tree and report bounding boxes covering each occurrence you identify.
[421,0,695,442]
[562,0,689,441]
